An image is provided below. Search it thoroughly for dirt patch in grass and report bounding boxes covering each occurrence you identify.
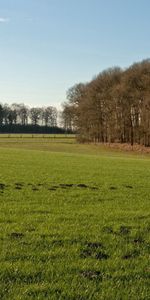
[48,188,57,191]
[122,250,140,259]
[80,270,102,281]
[77,184,88,188]
[0,183,8,193]
[95,251,109,260]
[102,226,114,233]
[15,186,22,190]
[119,225,131,235]
[133,236,144,244]
[124,185,133,189]
[59,183,74,187]
[15,182,24,190]
[15,182,24,186]
[0,182,99,193]
[10,232,24,239]
[32,187,39,191]
[51,183,98,190]
[0,183,6,190]
[109,186,117,190]
[86,242,103,249]
[80,241,109,260]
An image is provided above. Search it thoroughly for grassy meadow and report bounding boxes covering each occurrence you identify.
[0,136,150,299]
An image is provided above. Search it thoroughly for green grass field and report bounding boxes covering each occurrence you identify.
[0,137,150,299]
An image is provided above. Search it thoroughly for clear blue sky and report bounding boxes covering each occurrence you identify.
[0,0,150,108]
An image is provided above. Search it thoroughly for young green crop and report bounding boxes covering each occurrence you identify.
[0,141,150,299]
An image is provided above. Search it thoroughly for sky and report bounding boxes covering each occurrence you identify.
[0,0,150,109]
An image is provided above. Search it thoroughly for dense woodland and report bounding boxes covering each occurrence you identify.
[62,59,150,146]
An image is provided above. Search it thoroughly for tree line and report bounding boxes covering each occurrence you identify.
[0,103,69,133]
[0,103,57,126]
[62,59,150,146]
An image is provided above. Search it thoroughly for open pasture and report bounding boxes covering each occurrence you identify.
[0,133,75,141]
[0,139,150,299]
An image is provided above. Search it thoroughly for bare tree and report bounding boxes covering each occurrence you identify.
[30,107,41,125]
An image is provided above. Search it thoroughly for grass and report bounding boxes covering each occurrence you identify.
[0,138,150,299]
[0,133,75,139]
